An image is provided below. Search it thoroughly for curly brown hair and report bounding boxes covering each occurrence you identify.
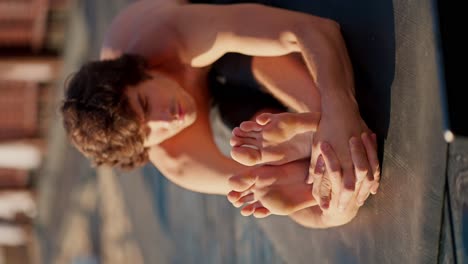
[61,54,151,170]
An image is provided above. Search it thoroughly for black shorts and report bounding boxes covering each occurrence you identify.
[208,53,287,130]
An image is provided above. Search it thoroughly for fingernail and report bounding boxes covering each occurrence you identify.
[345,179,355,190]
[357,200,364,206]
[350,137,359,146]
[372,133,377,141]
[371,182,380,193]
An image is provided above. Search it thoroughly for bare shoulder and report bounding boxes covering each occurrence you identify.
[100,0,180,60]
[169,4,318,67]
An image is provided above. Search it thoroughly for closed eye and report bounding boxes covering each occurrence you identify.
[137,94,148,115]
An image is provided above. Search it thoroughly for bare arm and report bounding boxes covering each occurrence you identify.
[148,109,246,195]
[171,4,352,95]
[170,4,376,210]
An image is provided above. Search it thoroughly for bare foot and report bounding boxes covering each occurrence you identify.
[230,112,320,166]
[227,160,320,217]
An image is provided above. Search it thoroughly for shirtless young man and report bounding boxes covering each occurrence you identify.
[61,0,380,228]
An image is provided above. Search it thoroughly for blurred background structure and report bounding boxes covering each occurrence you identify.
[0,0,465,264]
[0,0,70,263]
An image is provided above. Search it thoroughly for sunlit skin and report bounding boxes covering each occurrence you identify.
[125,71,197,146]
[99,0,381,228]
[228,120,380,221]
[230,112,320,166]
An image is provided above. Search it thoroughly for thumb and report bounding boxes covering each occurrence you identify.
[307,144,323,184]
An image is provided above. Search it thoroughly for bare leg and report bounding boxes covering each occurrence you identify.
[229,55,322,166]
[251,54,321,113]
[230,112,320,166]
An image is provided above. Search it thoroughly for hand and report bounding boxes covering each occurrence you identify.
[308,96,375,211]
[290,138,380,228]
[311,135,380,214]
[349,133,380,205]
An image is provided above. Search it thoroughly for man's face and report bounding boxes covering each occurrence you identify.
[125,72,197,146]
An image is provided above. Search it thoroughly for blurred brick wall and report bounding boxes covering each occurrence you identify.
[49,0,69,9]
[0,168,29,189]
[0,81,38,141]
[0,1,68,262]
[0,0,49,51]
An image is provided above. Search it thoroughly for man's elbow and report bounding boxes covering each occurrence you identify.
[293,15,341,43]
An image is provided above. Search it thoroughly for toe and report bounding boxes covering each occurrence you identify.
[231,146,261,166]
[230,136,261,148]
[233,127,259,139]
[240,121,263,132]
[253,207,271,218]
[256,113,272,125]
[227,191,242,203]
[234,193,255,207]
[228,172,256,192]
[241,201,262,216]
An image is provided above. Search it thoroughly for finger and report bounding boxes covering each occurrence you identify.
[349,136,373,206]
[253,207,271,218]
[256,113,272,125]
[240,121,263,132]
[320,142,343,209]
[307,147,322,184]
[362,133,379,180]
[312,155,331,210]
[371,182,380,195]
[339,166,356,211]
[319,171,332,210]
[356,179,373,206]
[349,137,372,183]
[312,155,325,209]
[362,133,381,194]
[241,201,263,216]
